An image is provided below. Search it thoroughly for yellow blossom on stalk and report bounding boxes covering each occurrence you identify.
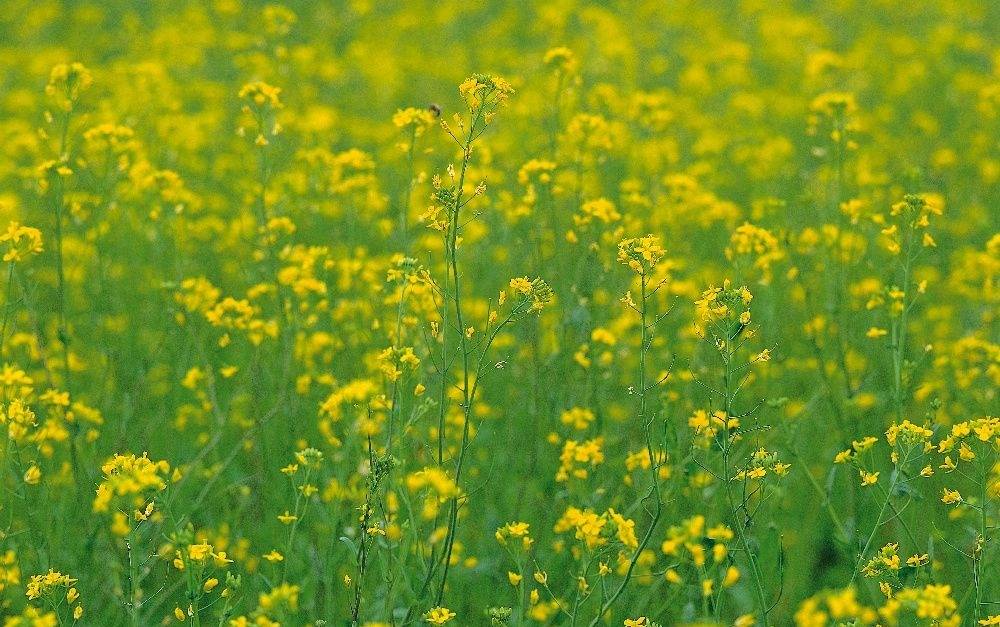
[423,606,456,624]
[258,583,299,613]
[560,406,595,430]
[0,223,43,262]
[941,488,961,505]
[23,465,41,485]
[0,551,19,594]
[885,420,933,447]
[186,543,212,562]
[701,578,714,597]
[93,453,170,532]
[853,437,878,453]
[45,62,92,109]
[24,569,85,622]
[393,107,436,134]
[607,509,638,549]
[617,235,665,274]
[495,521,531,548]
[263,551,284,563]
[808,91,858,146]
[723,566,740,587]
[506,276,553,313]
[879,584,959,625]
[726,222,784,282]
[575,198,621,227]
[406,467,458,500]
[554,506,608,549]
[511,159,557,218]
[458,73,514,112]
[794,586,876,625]
[25,570,75,600]
[555,437,604,481]
[693,280,755,342]
[862,543,901,578]
[238,81,282,109]
[810,91,858,117]
[1,398,36,442]
[544,46,578,74]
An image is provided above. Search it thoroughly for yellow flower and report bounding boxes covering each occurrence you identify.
[0,223,44,262]
[941,488,961,505]
[392,107,435,133]
[458,74,514,111]
[423,606,456,624]
[23,465,41,485]
[544,47,578,73]
[187,543,212,562]
[834,449,853,464]
[238,81,282,109]
[723,566,740,587]
[26,570,76,601]
[701,578,714,597]
[618,235,665,274]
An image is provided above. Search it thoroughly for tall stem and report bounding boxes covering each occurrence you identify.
[588,273,662,625]
[435,118,477,604]
[722,339,769,625]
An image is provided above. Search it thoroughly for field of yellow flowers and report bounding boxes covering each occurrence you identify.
[1,1,998,625]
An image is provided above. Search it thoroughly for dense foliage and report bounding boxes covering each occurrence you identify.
[0,1,998,625]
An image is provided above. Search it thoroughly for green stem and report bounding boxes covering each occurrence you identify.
[587,273,662,625]
[435,105,483,605]
[721,340,769,625]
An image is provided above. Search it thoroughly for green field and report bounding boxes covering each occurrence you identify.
[0,1,998,625]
